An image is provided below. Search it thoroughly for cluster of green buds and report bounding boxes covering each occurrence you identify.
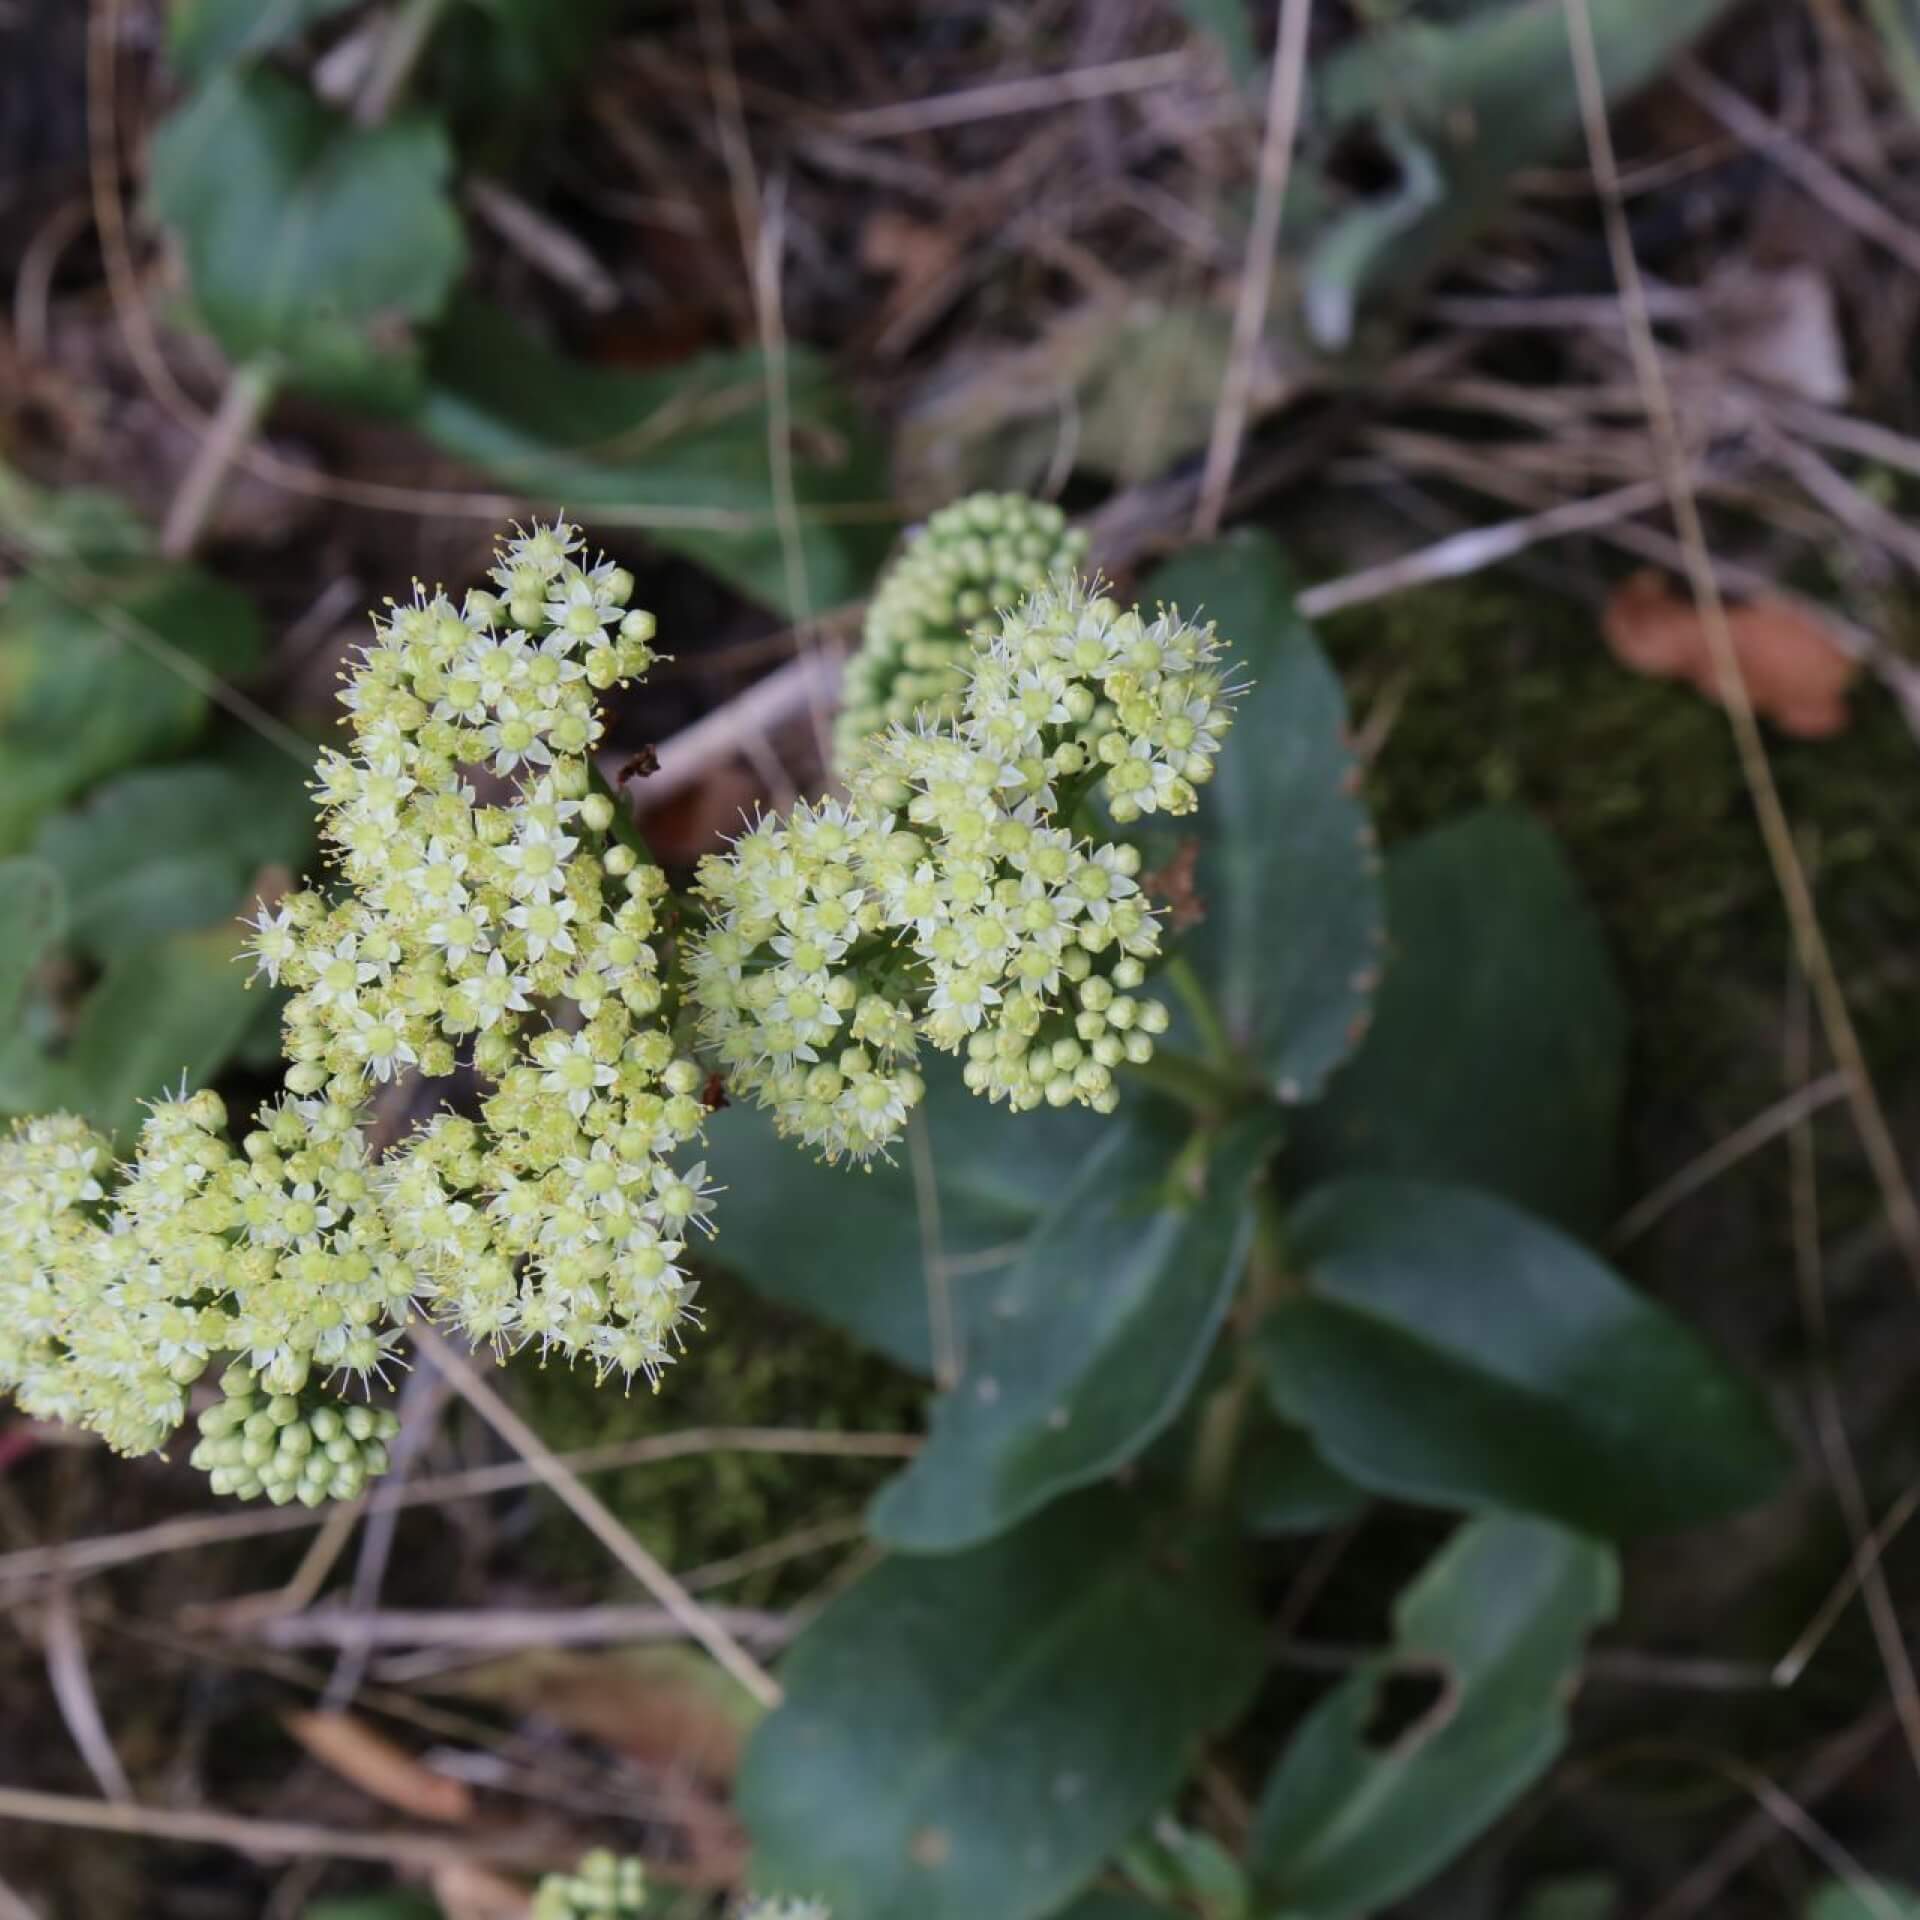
[188,1361,400,1506]
[687,575,1236,1160]
[833,491,1087,770]
[532,1850,649,1920]
[526,1852,825,1920]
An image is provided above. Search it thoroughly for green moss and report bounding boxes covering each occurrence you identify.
[515,1267,922,1604]
[1320,577,1920,1259]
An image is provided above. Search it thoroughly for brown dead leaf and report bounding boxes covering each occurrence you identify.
[429,1648,754,1887]
[1142,840,1207,935]
[285,1710,475,1825]
[439,1646,757,1785]
[432,1861,534,1920]
[1601,570,1859,738]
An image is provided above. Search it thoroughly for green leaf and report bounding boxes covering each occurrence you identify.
[1251,1515,1617,1918]
[35,748,314,961]
[707,1056,1108,1375]
[1123,1818,1252,1918]
[1806,1880,1920,1920]
[1060,1901,1180,1920]
[168,0,360,82]
[870,1111,1273,1552]
[1864,0,1920,122]
[0,859,66,1035]
[1235,1420,1367,1538]
[1259,1178,1791,1538]
[740,1491,1264,1920]
[149,69,464,404]
[1148,532,1384,1107]
[301,1896,442,1920]
[416,301,893,616]
[1310,0,1740,330]
[1291,809,1626,1239]
[0,467,151,568]
[1517,1873,1619,1920]
[1176,0,1256,74]
[429,0,620,122]
[48,928,262,1146]
[0,559,263,853]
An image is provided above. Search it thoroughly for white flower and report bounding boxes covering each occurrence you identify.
[535,1031,617,1118]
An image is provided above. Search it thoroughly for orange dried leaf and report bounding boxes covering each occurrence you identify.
[285,1709,475,1824]
[1602,570,1859,738]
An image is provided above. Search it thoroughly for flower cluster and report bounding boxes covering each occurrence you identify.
[0,1109,189,1458]
[0,525,715,1496]
[246,521,714,1389]
[685,799,926,1162]
[0,514,1243,1507]
[533,1851,649,1920]
[688,575,1235,1160]
[833,491,1087,770]
[527,1853,825,1920]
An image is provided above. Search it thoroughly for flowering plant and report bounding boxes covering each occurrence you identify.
[0,508,1796,1920]
[0,513,1236,1499]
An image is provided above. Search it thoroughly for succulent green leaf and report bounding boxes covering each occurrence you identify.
[428,0,620,120]
[1149,532,1384,1106]
[1234,1419,1367,1538]
[1122,1817,1253,1918]
[416,302,893,616]
[0,559,262,853]
[740,1491,1264,1920]
[301,1896,443,1920]
[1311,0,1740,325]
[34,748,314,960]
[1175,0,1257,73]
[149,69,464,404]
[1292,808,1626,1238]
[1805,1881,1920,1920]
[167,0,360,81]
[870,1110,1275,1552]
[707,1057,1108,1375]
[1515,1874,1620,1920]
[1062,1898,1187,1920]
[1259,1177,1792,1537]
[1250,1515,1616,1918]
[0,858,66,1034]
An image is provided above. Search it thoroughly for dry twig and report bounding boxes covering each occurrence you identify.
[834,51,1194,140]
[1193,0,1313,538]
[411,1326,783,1708]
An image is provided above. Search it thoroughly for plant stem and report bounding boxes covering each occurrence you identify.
[1188,1181,1294,1510]
[1166,950,1235,1070]
[1125,1046,1247,1117]
[589,756,662,872]
[159,357,277,560]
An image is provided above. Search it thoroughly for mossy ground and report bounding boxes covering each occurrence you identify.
[1320,575,1920,1873]
[516,1269,923,1605]
[1321,578,1920,1267]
